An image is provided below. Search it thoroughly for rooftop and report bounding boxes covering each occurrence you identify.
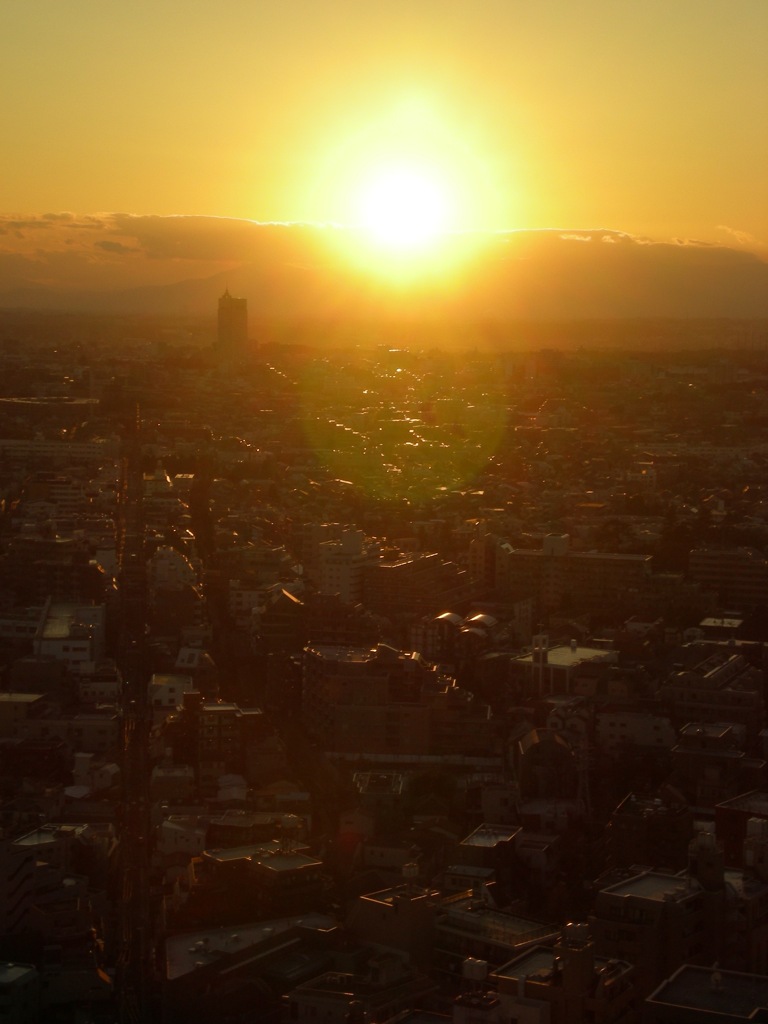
[601,870,697,903]
[648,964,768,1019]
[495,944,633,986]
[717,791,768,815]
[516,645,615,668]
[438,896,557,948]
[165,912,336,981]
[462,824,519,848]
[0,962,38,986]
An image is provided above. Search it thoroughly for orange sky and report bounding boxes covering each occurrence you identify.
[1,1,767,251]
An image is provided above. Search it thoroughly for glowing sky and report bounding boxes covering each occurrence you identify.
[1,0,767,248]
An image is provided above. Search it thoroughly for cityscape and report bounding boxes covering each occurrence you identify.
[1,299,768,1021]
[1,1,768,1021]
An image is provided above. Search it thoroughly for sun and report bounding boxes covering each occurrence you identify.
[354,164,451,250]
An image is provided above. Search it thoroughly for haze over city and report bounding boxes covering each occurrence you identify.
[1,0,766,322]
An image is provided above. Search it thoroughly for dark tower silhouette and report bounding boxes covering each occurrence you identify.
[217,288,248,353]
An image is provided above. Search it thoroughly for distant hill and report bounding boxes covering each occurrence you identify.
[0,217,766,323]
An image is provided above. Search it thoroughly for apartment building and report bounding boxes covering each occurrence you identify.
[491,923,637,1024]
[590,863,724,998]
[689,546,768,612]
[493,534,652,615]
[659,650,765,743]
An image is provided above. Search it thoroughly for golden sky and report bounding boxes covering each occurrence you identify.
[1,0,767,249]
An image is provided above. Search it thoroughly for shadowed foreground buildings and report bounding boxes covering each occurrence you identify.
[301,642,497,757]
[645,964,768,1023]
[6,336,768,1021]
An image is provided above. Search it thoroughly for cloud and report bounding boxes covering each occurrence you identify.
[718,225,765,249]
[95,239,140,254]
[106,213,264,261]
[0,214,765,319]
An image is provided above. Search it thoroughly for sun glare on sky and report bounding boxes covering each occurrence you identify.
[354,163,451,250]
[313,93,508,277]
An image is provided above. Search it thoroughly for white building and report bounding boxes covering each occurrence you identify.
[148,673,195,714]
[78,661,122,704]
[72,752,120,793]
[32,603,106,675]
[595,710,677,756]
[156,816,207,858]
[317,530,376,603]
[23,709,120,754]
[147,546,199,592]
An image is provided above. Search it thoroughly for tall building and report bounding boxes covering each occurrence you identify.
[217,289,248,354]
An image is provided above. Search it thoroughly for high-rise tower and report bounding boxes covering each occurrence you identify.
[217,289,248,353]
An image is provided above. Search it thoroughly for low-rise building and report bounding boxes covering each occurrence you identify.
[589,863,724,998]
[491,923,637,1024]
[645,963,768,1023]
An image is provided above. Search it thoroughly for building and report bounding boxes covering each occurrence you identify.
[163,915,338,1022]
[283,953,436,1024]
[453,824,519,890]
[491,923,637,1024]
[659,650,765,744]
[300,643,430,750]
[492,533,652,616]
[22,707,120,755]
[516,729,580,802]
[596,710,676,759]
[589,864,724,998]
[645,963,768,1023]
[168,691,272,790]
[509,635,617,698]
[0,841,36,936]
[301,642,495,757]
[148,672,195,718]
[361,552,475,621]
[217,289,249,354]
[433,891,559,976]
[607,792,694,872]
[689,546,768,612]
[0,963,41,1024]
[0,693,47,739]
[198,841,326,918]
[715,791,768,866]
[316,530,374,604]
[345,879,442,968]
[32,601,107,675]
[670,723,765,813]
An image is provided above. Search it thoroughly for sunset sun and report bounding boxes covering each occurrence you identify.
[354,164,451,250]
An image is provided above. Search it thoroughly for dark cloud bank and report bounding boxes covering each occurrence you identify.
[0,214,766,322]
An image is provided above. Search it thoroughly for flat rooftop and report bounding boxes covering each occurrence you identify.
[0,962,37,985]
[495,947,555,981]
[438,897,557,949]
[462,824,518,848]
[495,945,633,985]
[516,645,615,668]
[601,870,693,902]
[165,913,336,981]
[648,964,768,1019]
[304,644,377,662]
[717,791,768,815]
